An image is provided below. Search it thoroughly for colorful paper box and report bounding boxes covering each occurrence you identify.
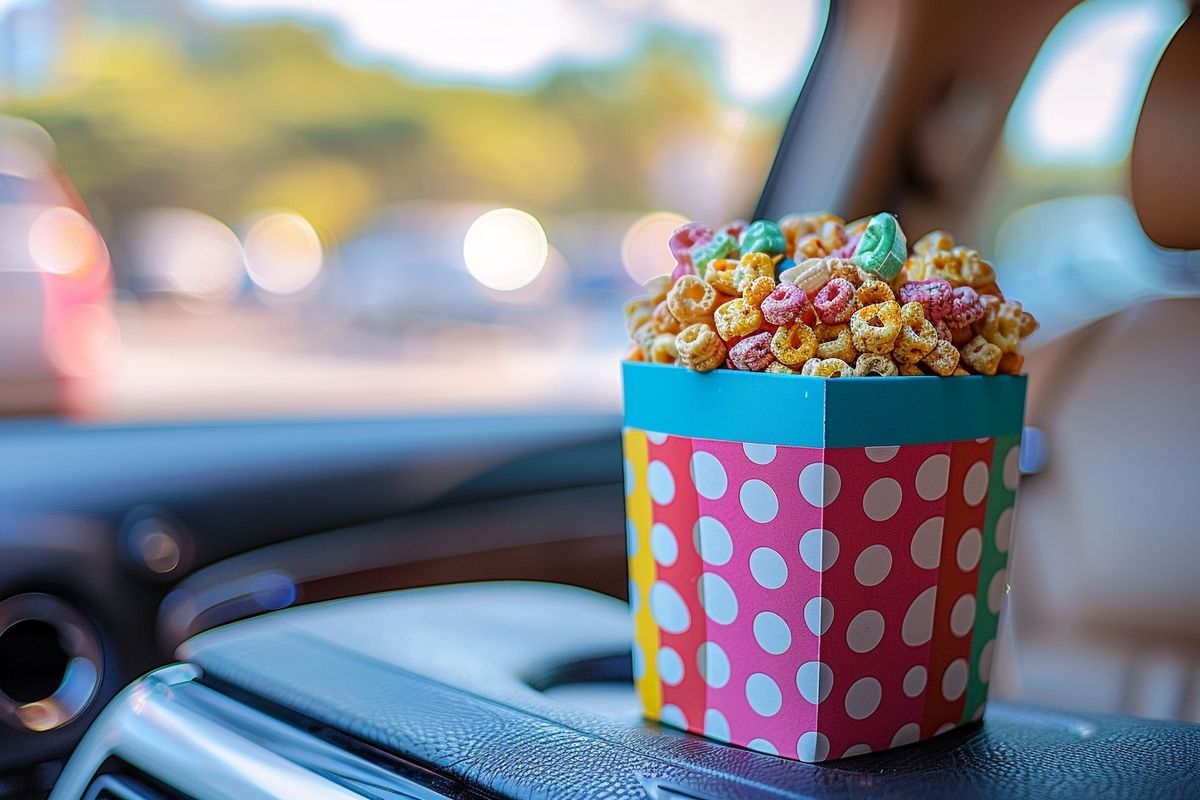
[622,362,1025,762]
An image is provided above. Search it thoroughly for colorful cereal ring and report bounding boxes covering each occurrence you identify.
[852,213,907,280]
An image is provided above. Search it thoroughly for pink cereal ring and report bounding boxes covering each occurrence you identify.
[831,231,862,259]
[728,331,775,371]
[898,279,954,322]
[944,285,984,327]
[760,282,809,326]
[813,277,857,325]
[721,219,749,240]
[668,222,713,268]
[670,260,697,281]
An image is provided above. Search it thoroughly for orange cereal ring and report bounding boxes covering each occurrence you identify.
[743,275,776,308]
[922,339,960,376]
[815,323,858,362]
[714,298,763,341]
[771,322,817,366]
[960,334,1002,375]
[978,300,1023,353]
[854,353,898,377]
[998,351,1024,375]
[1018,310,1039,338]
[652,300,681,335]
[704,258,740,296]
[644,275,672,305]
[734,252,775,292]
[650,333,678,364]
[849,300,903,354]
[667,275,719,325]
[623,343,644,362]
[810,358,853,378]
[675,323,726,372]
[856,279,895,305]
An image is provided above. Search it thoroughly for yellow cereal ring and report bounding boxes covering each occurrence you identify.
[743,275,776,308]
[714,298,763,341]
[778,258,832,294]
[624,296,653,335]
[650,333,678,364]
[632,320,657,359]
[734,252,775,292]
[978,301,1022,353]
[652,300,681,335]
[771,322,817,366]
[765,362,798,374]
[849,300,903,354]
[667,275,719,325]
[644,275,672,306]
[800,357,821,375]
[998,351,1024,375]
[856,279,895,305]
[922,339,960,376]
[675,323,727,372]
[705,258,740,296]
[855,353,898,377]
[815,323,858,362]
[827,257,866,287]
[810,358,853,378]
[898,363,924,376]
[780,212,844,256]
[624,343,644,362]
[893,303,939,364]
[914,230,954,255]
[960,334,1002,375]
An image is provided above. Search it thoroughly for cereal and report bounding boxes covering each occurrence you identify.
[851,213,907,280]
[911,245,996,288]
[669,222,713,268]
[849,300,903,354]
[921,339,960,376]
[815,323,858,362]
[813,277,858,324]
[976,300,1023,353]
[692,232,738,277]
[856,279,895,306]
[779,258,832,294]
[739,219,787,257]
[705,258,740,296]
[855,353,898,377]
[1018,310,1039,338]
[810,358,853,378]
[913,229,954,256]
[676,323,726,372]
[945,286,985,328]
[632,320,658,360]
[624,296,653,335]
[714,298,763,341]
[733,252,776,292]
[728,331,775,371]
[893,302,939,364]
[765,362,798,374]
[795,221,848,260]
[827,257,866,287]
[653,300,681,335]
[667,275,719,325]
[898,363,924,376]
[644,275,672,306]
[650,333,678,364]
[959,335,1003,375]
[743,275,776,308]
[771,322,817,366]
[899,279,954,322]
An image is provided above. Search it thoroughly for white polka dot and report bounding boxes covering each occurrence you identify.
[752,610,792,654]
[795,660,834,704]
[699,573,738,624]
[1003,446,1020,491]
[746,673,782,717]
[847,610,885,653]
[854,544,893,587]
[694,517,733,565]
[623,458,635,496]
[957,528,982,571]
[657,646,684,685]
[743,442,777,465]
[697,642,730,688]
[964,462,989,507]
[950,594,976,637]
[972,703,985,721]
[863,477,903,521]
[796,731,831,762]
[650,523,677,566]
[690,451,728,500]
[916,453,951,501]
[747,738,778,755]
[903,665,927,697]
[988,570,1006,614]
[704,708,731,742]
[995,507,1014,553]
[632,642,645,680]
[647,460,675,505]
[902,586,937,646]
[845,677,882,720]
[626,518,639,556]
[799,462,841,508]
[804,596,834,636]
[865,445,899,463]
[942,658,969,701]
[740,479,779,523]
[660,704,686,728]
[646,431,668,445]
[935,722,956,736]
[911,517,944,570]
[749,547,788,589]
[842,744,872,757]
[979,638,996,683]
[891,723,922,747]
[799,528,839,572]
[649,581,690,633]
[975,437,991,444]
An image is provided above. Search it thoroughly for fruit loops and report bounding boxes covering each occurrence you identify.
[624,212,1037,376]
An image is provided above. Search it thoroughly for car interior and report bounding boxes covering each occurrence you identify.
[1,0,1198,797]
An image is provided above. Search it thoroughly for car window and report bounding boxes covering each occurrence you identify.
[0,0,829,420]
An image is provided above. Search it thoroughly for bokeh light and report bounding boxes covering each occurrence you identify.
[28,207,100,277]
[243,211,324,295]
[44,304,122,378]
[620,211,687,284]
[133,208,245,305]
[463,208,548,291]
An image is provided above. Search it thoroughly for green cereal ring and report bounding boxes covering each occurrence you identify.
[692,232,737,278]
[739,219,787,257]
[852,213,907,280]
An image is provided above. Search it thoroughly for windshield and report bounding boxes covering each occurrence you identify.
[0,0,829,420]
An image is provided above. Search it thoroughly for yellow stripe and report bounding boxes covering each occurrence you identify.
[624,427,661,718]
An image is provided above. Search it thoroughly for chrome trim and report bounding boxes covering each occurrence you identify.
[51,665,456,800]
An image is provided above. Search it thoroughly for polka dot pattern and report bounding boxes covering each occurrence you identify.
[623,427,1017,761]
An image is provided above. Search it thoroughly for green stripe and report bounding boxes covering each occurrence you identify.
[623,362,1026,448]
[961,433,1020,723]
